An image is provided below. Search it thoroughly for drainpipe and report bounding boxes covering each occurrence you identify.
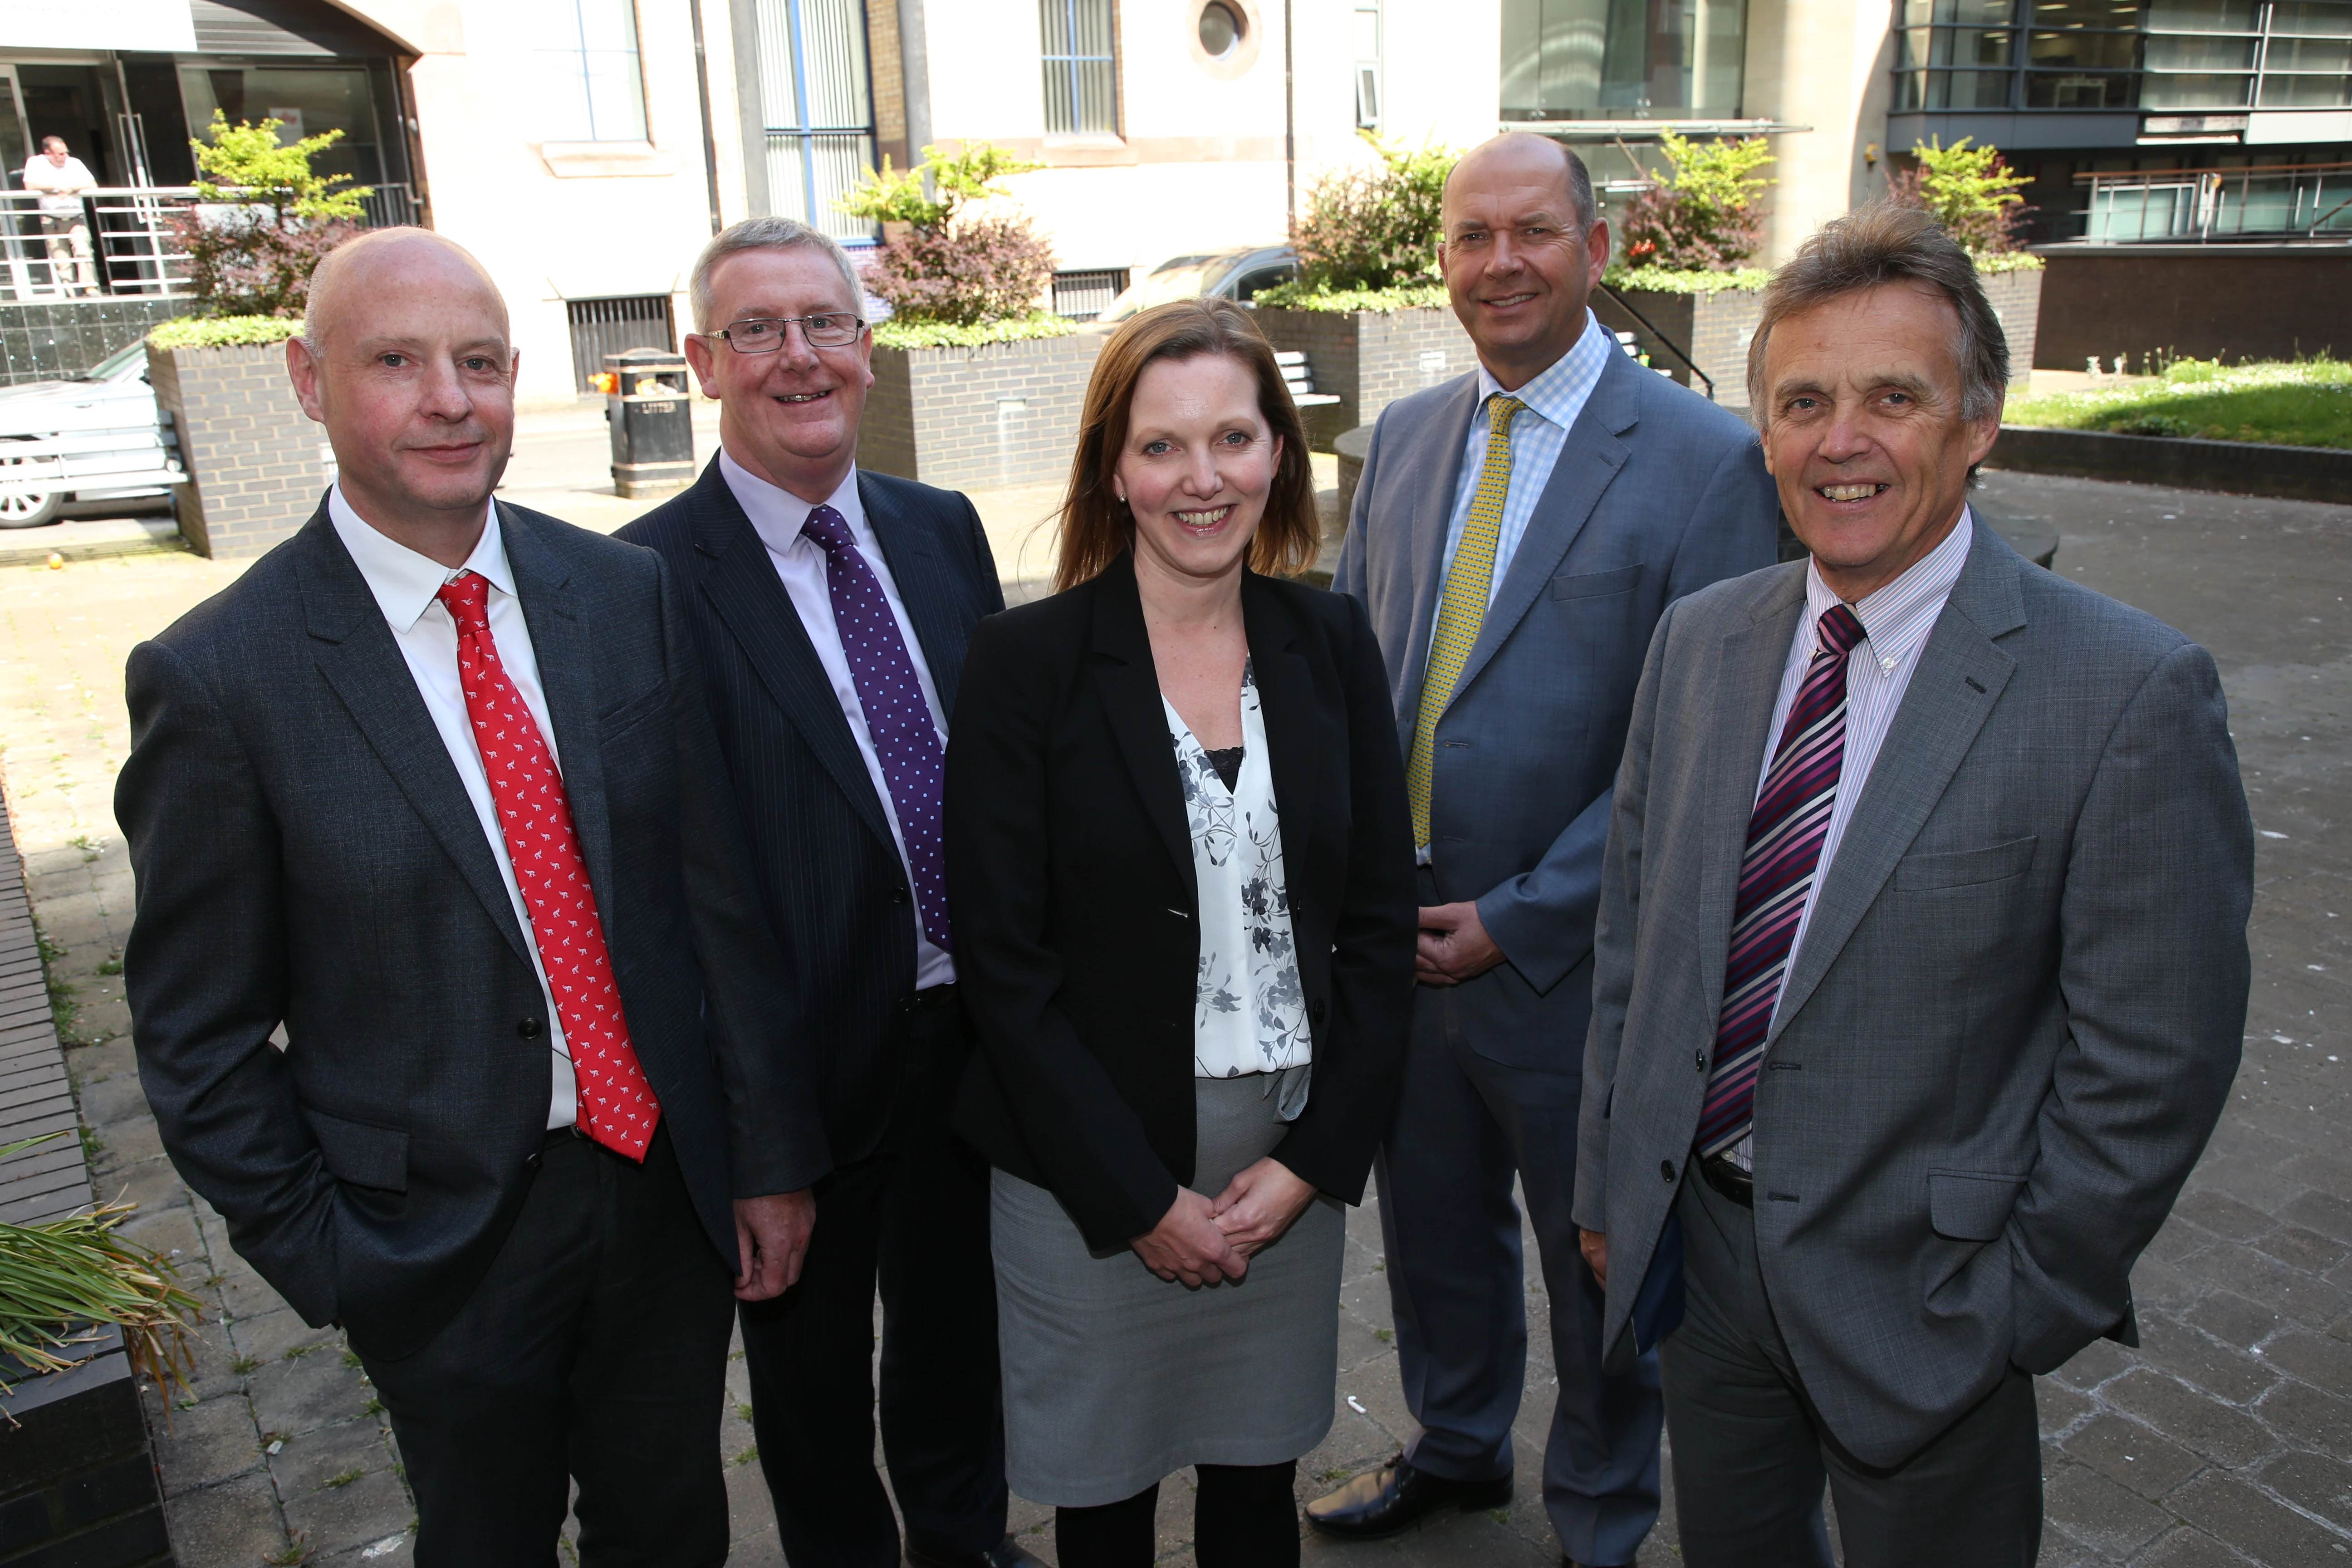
[689,0,724,234]
[1283,0,1297,235]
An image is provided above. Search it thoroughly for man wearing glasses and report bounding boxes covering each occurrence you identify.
[618,219,1026,1568]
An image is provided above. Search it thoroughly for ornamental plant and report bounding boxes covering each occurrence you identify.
[838,143,1057,328]
[1285,133,1456,294]
[1889,136,2033,255]
[1615,131,1774,272]
[171,112,367,318]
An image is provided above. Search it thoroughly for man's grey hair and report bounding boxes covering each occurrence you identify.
[689,216,865,333]
[1746,202,2009,426]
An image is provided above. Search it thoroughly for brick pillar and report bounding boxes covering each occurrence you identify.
[148,340,332,561]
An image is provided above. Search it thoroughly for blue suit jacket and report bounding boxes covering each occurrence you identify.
[1330,343,1779,1068]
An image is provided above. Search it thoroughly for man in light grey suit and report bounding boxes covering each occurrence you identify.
[1575,204,2252,1564]
[1309,134,1778,1566]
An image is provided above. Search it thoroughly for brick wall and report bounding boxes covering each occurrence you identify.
[1592,289,1764,412]
[0,298,192,387]
[1982,269,2041,384]
[1255,306,1477,448]
[147,342,330,562]
[860,333,1103,490]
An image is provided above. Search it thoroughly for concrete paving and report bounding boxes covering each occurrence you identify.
[0,461,2345,1565]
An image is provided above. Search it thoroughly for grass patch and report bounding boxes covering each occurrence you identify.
[322,1468,364,1489]
[2005,357,2352,451]
[870,310,1078,351]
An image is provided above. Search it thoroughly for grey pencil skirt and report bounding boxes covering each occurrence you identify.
[990,1065,1344,1507]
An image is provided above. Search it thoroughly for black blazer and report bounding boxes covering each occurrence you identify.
[946,555,1417,1251]
[117,501,821,1361]
[617,457,1004,1167]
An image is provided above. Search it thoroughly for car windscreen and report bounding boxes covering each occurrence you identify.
[1097,260,1231,323]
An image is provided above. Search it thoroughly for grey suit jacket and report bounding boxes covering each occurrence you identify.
[117,500,822,1360]
[1576,522,2253,1468]
[1331,344,1778,1065]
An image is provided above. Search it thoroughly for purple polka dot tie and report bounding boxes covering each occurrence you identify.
[801,505,952,952]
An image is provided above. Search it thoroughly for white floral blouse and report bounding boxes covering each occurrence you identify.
[1163,661,1312,1080]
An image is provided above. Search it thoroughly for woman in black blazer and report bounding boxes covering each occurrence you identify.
[946,299,1416,1568]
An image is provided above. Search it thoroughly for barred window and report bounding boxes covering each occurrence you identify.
[1041,0,1118,134]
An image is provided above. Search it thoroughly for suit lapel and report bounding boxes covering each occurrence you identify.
[1695,568,1809,1010]
[1768,524,2026,1039]
[1240,574,1324,881]
[860,471,969,717]
[295,510,534,971]
[1450,349,1639,704]
[683,461,898,855]
[500,505,620,938]
[1090,557,1196,899]
[1391,376,1483,757]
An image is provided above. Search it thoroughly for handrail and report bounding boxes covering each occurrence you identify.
[1596,282,1715,401]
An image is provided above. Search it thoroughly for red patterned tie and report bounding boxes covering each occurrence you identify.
[1695,603,1866,1159]
[436,571,660,1161]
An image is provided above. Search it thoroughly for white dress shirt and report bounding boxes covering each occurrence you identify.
[720,450,956,989]
[329,488,579,1129]
[21,156,94,215]
[1725,508,1975,1169]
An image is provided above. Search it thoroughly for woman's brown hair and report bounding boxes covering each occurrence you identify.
[1052,297,1320,593]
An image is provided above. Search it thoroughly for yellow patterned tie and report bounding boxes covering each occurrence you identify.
[1408,393,1524,849]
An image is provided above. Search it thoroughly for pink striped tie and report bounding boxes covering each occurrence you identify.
[1695,603,1866,1160]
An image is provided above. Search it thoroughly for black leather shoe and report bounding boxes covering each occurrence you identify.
[1305,1456,1512,1539]
[905,1535,1045,1568]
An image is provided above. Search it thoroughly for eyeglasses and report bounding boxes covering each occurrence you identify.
[709,314,867,353]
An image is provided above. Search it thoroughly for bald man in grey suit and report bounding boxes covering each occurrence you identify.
[1576,206,2251,1565]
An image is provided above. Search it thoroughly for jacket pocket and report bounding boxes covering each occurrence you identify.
[595,682,669,737]
[1552,563,1644,600]
[1928,1169,2025,1241]
[1894,835,2038,891]
[304,1107,410,1193]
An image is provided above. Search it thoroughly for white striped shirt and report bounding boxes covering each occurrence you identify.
[1725,508,1973,1169]
[1431,307,1614,627]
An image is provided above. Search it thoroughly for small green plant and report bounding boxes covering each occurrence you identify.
[839,142,1056,330]
[94,955,122,977]
[735,1401,755,1423]
[323,1468,364,1489]
[261,1534,311,1567]
[230,1353,261,1374]
[147,316,306,352]
[1289,133,1457,293]
[1615,131,1774,272]
[361,1396,384,1416]
[1251,279,1449,313]
[283,1340,325,1360]
[731,1444,760,1467]
[342,1348,363,1368]
[838,142,1044,230]
[870,310,1077,350]
[1891,137,2031,256]
[172,112,364,319]
[189,111,368,223]
[1374,1327,1394,1343]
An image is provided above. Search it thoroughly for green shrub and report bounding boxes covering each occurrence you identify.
[1289,134,1456,293]
[172,112,366,319]
[148,315,306,351]
[1890,137,2031,256]
[1605,265,1773,295]
[1616,132,1774,271]
[872,310,1078,350]
[1251,280,1449,314]
[839,143,1055,328]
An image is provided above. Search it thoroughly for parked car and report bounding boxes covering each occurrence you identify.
[0,339,183,528]
[1096,245,1298,324]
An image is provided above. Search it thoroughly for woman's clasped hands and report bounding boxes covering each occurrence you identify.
[1130,1157,1318,1287]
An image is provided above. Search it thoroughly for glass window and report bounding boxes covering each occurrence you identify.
[1354,2,1382,128]
[1900,25,2018,62]
[2030,28,2142,64]
[530,0,647,142]
[1901,0,2016,27]
[1499,0,1747,118]
[2144,31,2255,64]
[2141,69,2254,101]
[2024,69,2139,102]
[2265,33,2352,68]
[177,66,385,185]
[1041,0,1117,133]
[2024,0,2142,29]
[2260,69,2352,101]
[1895,66,2019,103]
[2270,1,2352,35]
[2143,0,2258,29]
[755,0,877,243]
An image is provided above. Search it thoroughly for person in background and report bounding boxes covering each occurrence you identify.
[1308,132,1779,1567]
[946,297,1416,1568]
[616,216,1027,1568]
[116,229,826,1565]
[21,136,97,295]
[1576,202,2252,1565]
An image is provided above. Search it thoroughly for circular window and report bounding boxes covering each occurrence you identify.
[1199,0,1244,57]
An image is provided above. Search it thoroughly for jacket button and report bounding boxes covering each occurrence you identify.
[524,1152,543,1173]
[1661,1159,1678,1184]
[518,1018,543,1039]
[890,887,909,905]
[1695,1049,1708,1073]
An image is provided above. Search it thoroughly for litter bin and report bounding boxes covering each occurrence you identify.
[603,348,695,498]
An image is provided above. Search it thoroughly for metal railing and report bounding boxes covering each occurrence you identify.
[2079,163,2352,244]
[0,184,421,303]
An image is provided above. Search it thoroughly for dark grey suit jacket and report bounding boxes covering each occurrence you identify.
[1577,522,2253,1468]
[117,500,822,1361]
[617,459,1003,1168]
[1331,344,1779,1066]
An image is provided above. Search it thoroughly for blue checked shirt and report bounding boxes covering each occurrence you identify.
[1431,307,1615,635]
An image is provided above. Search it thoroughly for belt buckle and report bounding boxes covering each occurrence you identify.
[1700,1153,1755,1208]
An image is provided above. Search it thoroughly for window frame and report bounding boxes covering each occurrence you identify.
[1040,0,1120,136]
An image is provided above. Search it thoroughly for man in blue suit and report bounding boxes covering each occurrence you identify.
[1309,134,1779,1566]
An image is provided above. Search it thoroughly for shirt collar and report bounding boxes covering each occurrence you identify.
[720,447,866,560]
[1475,308,1608,429]
[328,483,512,633]
[1803,507,1975,673]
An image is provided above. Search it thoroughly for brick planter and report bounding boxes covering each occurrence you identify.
[146,339,330,562]
[1592,287,1765,411]
[1251,306,1476,451]
[1980,267,2042,386]
[859,332,1104,490]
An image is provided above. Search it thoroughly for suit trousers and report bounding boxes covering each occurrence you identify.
[1662,1171,2043,1568]
[1377,886,1662,1567]
[357,1124,735,1568]
[739,994,1007,1566]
